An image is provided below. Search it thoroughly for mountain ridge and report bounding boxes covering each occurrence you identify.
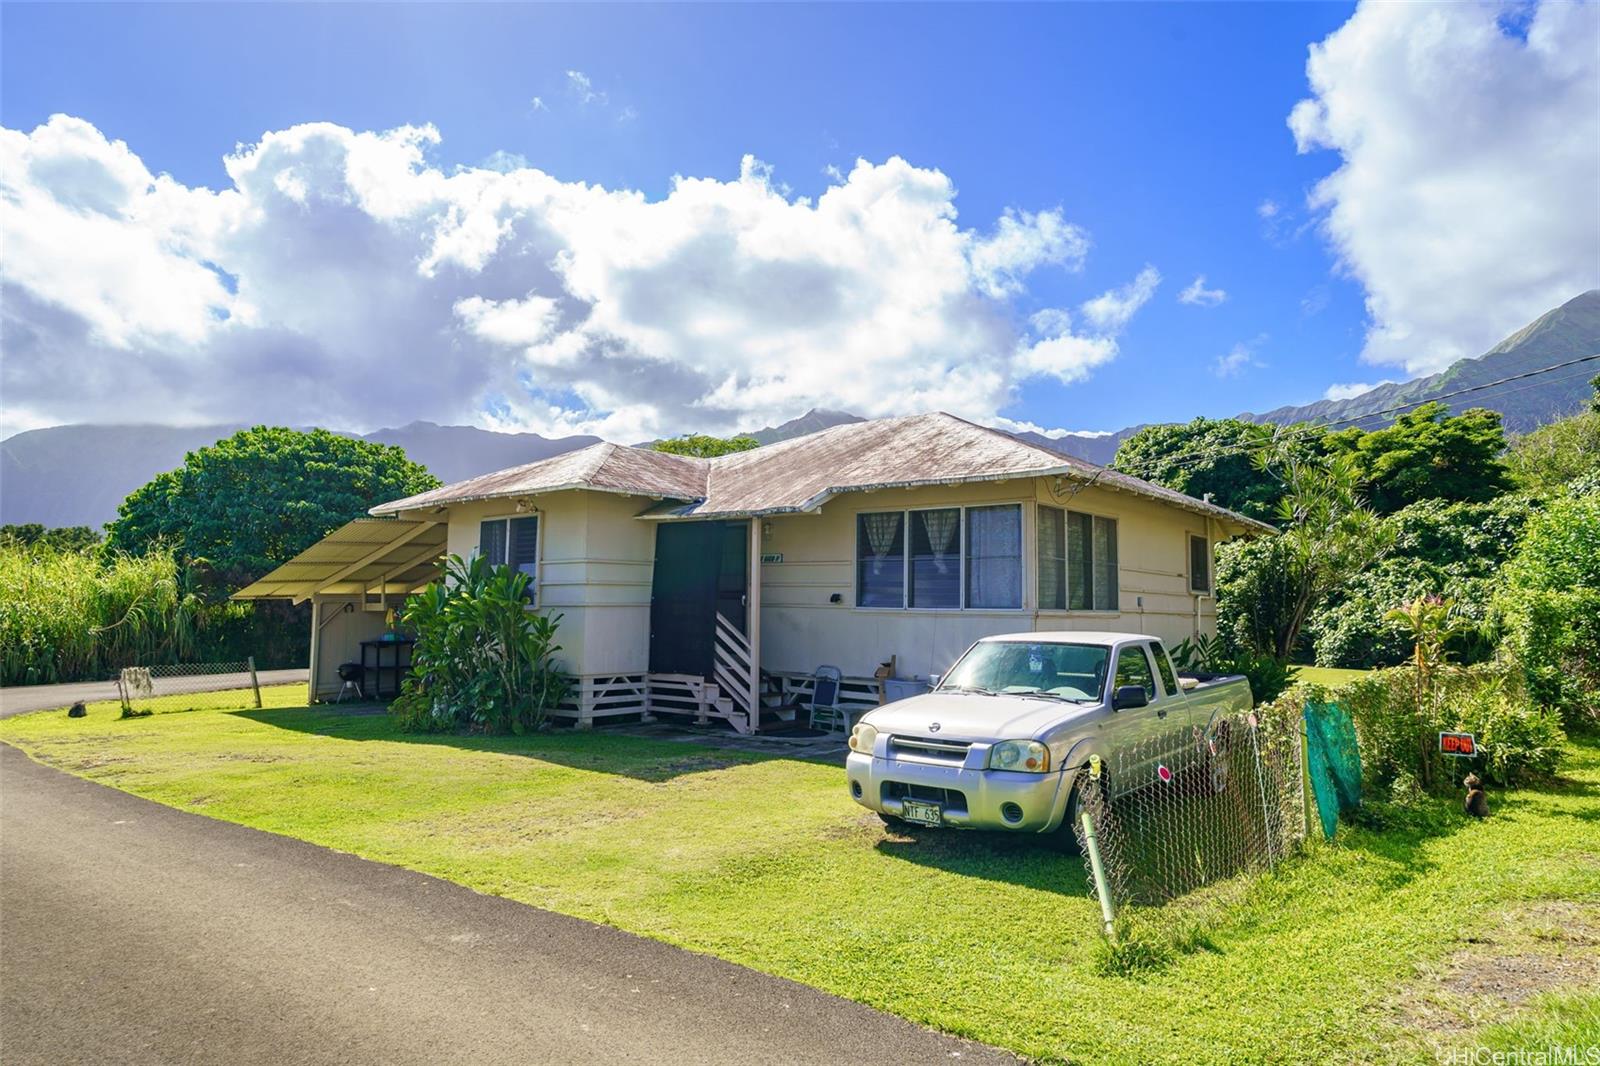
[4,291,1594,528]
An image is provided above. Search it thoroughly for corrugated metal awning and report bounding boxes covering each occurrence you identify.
[231,518,446,604]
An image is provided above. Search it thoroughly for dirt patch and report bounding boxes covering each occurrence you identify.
[653,755,746,776]
[1399,900,1600,1037]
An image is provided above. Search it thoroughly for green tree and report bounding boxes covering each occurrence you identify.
[1494,493,1600,727]
[1323,402,1511,514]
[1305,496,1536,669]
[650,434,759,458]
[1250,439,1395,659]
[0,524,101,553]
[105,427,438,591]
[1506,402,1600,498]
[1112,417,1302,520]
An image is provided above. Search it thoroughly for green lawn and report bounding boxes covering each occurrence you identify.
[3,694,1596,1064]
[1291,665,1373,688]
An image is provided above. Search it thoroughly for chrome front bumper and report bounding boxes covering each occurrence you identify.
[845,749,1073,833]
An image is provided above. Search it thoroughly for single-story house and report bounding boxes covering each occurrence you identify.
[235,412,1274,731]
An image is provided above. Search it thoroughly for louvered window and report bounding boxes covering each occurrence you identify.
[478,516,539,603]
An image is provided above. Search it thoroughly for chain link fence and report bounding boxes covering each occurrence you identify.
[117,659,263,716]
[1072,698,1308,925]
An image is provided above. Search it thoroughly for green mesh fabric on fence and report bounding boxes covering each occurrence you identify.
[1304,700,1362,840]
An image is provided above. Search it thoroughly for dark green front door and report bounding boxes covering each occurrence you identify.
[649,521,747,676]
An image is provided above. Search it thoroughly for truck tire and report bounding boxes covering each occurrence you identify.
[1046,773,1105,855]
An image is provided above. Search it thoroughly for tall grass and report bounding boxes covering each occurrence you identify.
[0,545,200,685]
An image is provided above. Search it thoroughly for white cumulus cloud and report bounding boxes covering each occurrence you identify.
[1078,266,1160,333]
[1178,275,1226,307]
[1212,335,1267,379]
[1290,0,1600,375]
[0,116,1156,441]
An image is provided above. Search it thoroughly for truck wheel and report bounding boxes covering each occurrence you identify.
[1046,775,1103,855]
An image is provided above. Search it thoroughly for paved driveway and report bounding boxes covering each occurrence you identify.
[0,669,308,718]
[0,745,1015,1065]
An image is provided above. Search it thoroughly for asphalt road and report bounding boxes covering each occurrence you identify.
[0,744,1015,1065]
[0,669,308,718]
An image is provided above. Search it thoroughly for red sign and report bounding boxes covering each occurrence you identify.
[1439,731,1477,757]
[1157,764,1173,783]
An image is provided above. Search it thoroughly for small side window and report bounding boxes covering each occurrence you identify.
[1150,641,1179,697]
[1189,534,1211,594]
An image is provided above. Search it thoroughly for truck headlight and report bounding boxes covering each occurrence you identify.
[990,739,1050,773]
[848,722,878,754]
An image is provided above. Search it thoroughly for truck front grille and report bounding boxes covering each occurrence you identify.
[887,734,971,765]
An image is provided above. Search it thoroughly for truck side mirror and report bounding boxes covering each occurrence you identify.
[1113,685,1149,710]
[928,674,942,689]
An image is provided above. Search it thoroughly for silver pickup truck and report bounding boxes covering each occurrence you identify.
[844,631,1252,849]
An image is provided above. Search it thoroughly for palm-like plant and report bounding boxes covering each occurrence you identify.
[395,554,569,733]
[1385,594,1476,787]
[1255,437,1395,660]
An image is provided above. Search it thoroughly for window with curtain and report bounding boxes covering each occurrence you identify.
[1061,510,1118,611]
[1037,505,1066,610]
[479,519,508,566]
[965,505,1022,609]
[856,512,905,607]
[1066,510,1093,610]
[479,516,539,603]
[1092,515,1118,611]
[909,508,960,608]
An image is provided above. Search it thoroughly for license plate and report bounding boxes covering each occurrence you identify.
[901,798,943,826]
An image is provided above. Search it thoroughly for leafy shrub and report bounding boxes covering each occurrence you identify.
[1170,634,1295,704]
[1305,497,1534,669]
[392,554,570,734]
[1212,536,1303,659]
[1331,664,1564,792]
[1455,675,1566,784]
[1492,493,1600,728]
[1506,408,1600,498]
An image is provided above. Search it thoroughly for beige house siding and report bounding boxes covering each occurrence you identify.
[441,490,657,677]
[756,476,1218,681]
[388,473,1223,686]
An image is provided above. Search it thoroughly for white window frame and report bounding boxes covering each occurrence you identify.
[853,502,1026,612]
[1037,504,1121,613]
[475,511,542,607]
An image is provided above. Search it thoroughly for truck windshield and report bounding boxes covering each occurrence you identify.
[939,641,1110,702]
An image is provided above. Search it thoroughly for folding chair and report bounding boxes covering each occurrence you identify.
[807,665,848,733]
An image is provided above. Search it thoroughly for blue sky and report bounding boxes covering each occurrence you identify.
[2,2,1594,439]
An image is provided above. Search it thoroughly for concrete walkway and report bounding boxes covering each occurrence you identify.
[0,744,1015,1065]
[0,669,308,718]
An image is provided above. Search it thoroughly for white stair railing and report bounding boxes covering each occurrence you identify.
[712,611,755,731]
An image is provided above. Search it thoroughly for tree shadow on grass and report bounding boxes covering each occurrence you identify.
[874,823,1091,898]
[228,706,792,783]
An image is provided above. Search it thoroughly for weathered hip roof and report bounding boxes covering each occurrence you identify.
[371,412,1275,536]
